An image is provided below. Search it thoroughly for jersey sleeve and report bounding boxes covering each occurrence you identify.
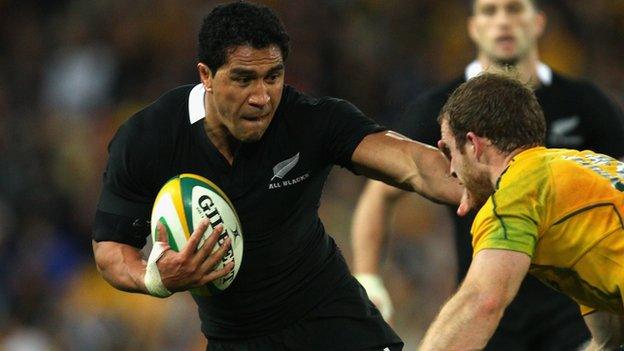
[93,116,160,248]
[581,81,624,159]
[322,99,386,171]
[471,169,548,258]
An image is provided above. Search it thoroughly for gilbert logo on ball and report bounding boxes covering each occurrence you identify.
[150,174,243,295]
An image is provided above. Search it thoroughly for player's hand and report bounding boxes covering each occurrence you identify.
[355,274,394,323]
[154,219,234,292]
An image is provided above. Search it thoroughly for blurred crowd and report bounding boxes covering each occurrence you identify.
[0,0,623,350]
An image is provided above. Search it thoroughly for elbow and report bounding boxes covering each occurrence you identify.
[458,282,509,320]
[92,240,108,275]
[474,292,508,320]
[91,240,131,292]
[92,252,117,288]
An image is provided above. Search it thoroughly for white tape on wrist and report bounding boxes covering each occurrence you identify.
[144,241,173,298]
[354,273,394,321]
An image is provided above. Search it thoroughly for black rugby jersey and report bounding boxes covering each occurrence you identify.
[398,62,624,346]
[93,84,385,338]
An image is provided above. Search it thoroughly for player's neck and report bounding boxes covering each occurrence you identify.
[477,51,541,88]
[488,147,531,186]
[203,97,239,165]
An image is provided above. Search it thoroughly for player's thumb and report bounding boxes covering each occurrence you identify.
[155,219,169,243]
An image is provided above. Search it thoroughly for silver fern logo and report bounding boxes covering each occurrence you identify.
[268,152,310,190]
[548,115,583,147]
[271,152,300,181]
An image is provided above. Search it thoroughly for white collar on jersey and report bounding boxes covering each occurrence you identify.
[464,60,553,86]
[188,83,206,124]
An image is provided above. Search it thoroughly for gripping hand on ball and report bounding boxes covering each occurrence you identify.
[153,219,234,293]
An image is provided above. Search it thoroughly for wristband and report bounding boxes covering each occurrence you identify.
[354,273,394,320]
[144,241,173,298]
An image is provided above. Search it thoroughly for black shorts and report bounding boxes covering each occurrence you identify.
[485,276,590,351]
[207,276,403,351]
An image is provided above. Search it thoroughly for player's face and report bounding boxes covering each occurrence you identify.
[439,120,495,206]
[469,0,544,65]
[205,45,284,143]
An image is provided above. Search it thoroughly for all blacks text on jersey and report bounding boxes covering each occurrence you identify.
[268,152,310,190]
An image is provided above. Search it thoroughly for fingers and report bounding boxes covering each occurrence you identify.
[198,261,235,286]
[181,218,210,256]
[162,219,235,290]
[198,235,231,272]
[194,225,225,263]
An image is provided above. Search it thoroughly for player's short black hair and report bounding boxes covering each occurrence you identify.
[439,73,546,154]
[198,1,290,74]
[470,0,539,14]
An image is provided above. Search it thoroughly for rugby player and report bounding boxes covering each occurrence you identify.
[92,2,467,350]
[420,73,624,351]
[352,1,624,348]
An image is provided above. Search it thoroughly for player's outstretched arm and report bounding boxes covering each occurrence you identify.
[419,249,530,351]
[351,179,406,322]
[583,311,624,350]
[92,219,233,297]
[351,130,466,211]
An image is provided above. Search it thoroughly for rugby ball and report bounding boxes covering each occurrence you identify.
[150,173,243,295]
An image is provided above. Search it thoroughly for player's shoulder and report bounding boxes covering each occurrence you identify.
[280,85,360,122]
[283,85,352,111]
[110,84,195,155]
[550,71,603,96]
[505,148,605,191]
[118,85,194,137]
[545,148,614,177]
[129,84,194,128]
[499,147,555,192]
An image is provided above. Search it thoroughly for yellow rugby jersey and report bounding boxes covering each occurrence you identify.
[471,147,624,314]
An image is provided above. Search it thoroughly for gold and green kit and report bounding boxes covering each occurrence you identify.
[472,147,624,314]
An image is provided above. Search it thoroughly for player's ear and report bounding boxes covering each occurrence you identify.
[534,11,547,39]
[198,63,213,93]
[467,15,478,44]
[466,132,484,160]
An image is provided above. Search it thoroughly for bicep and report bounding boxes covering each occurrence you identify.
[94,119,158,247]
[318,99,386,170]
[462,249,531,306]
[351,130,446,190]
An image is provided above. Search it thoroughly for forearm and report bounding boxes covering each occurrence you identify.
[351,180,404,274]
[352,131,462,205]
[584,311,624,350]
[92,240,148,294]
[420,288,505,351]
[406,145,462,206]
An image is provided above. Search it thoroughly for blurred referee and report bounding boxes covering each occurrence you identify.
[351,0,624,350]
